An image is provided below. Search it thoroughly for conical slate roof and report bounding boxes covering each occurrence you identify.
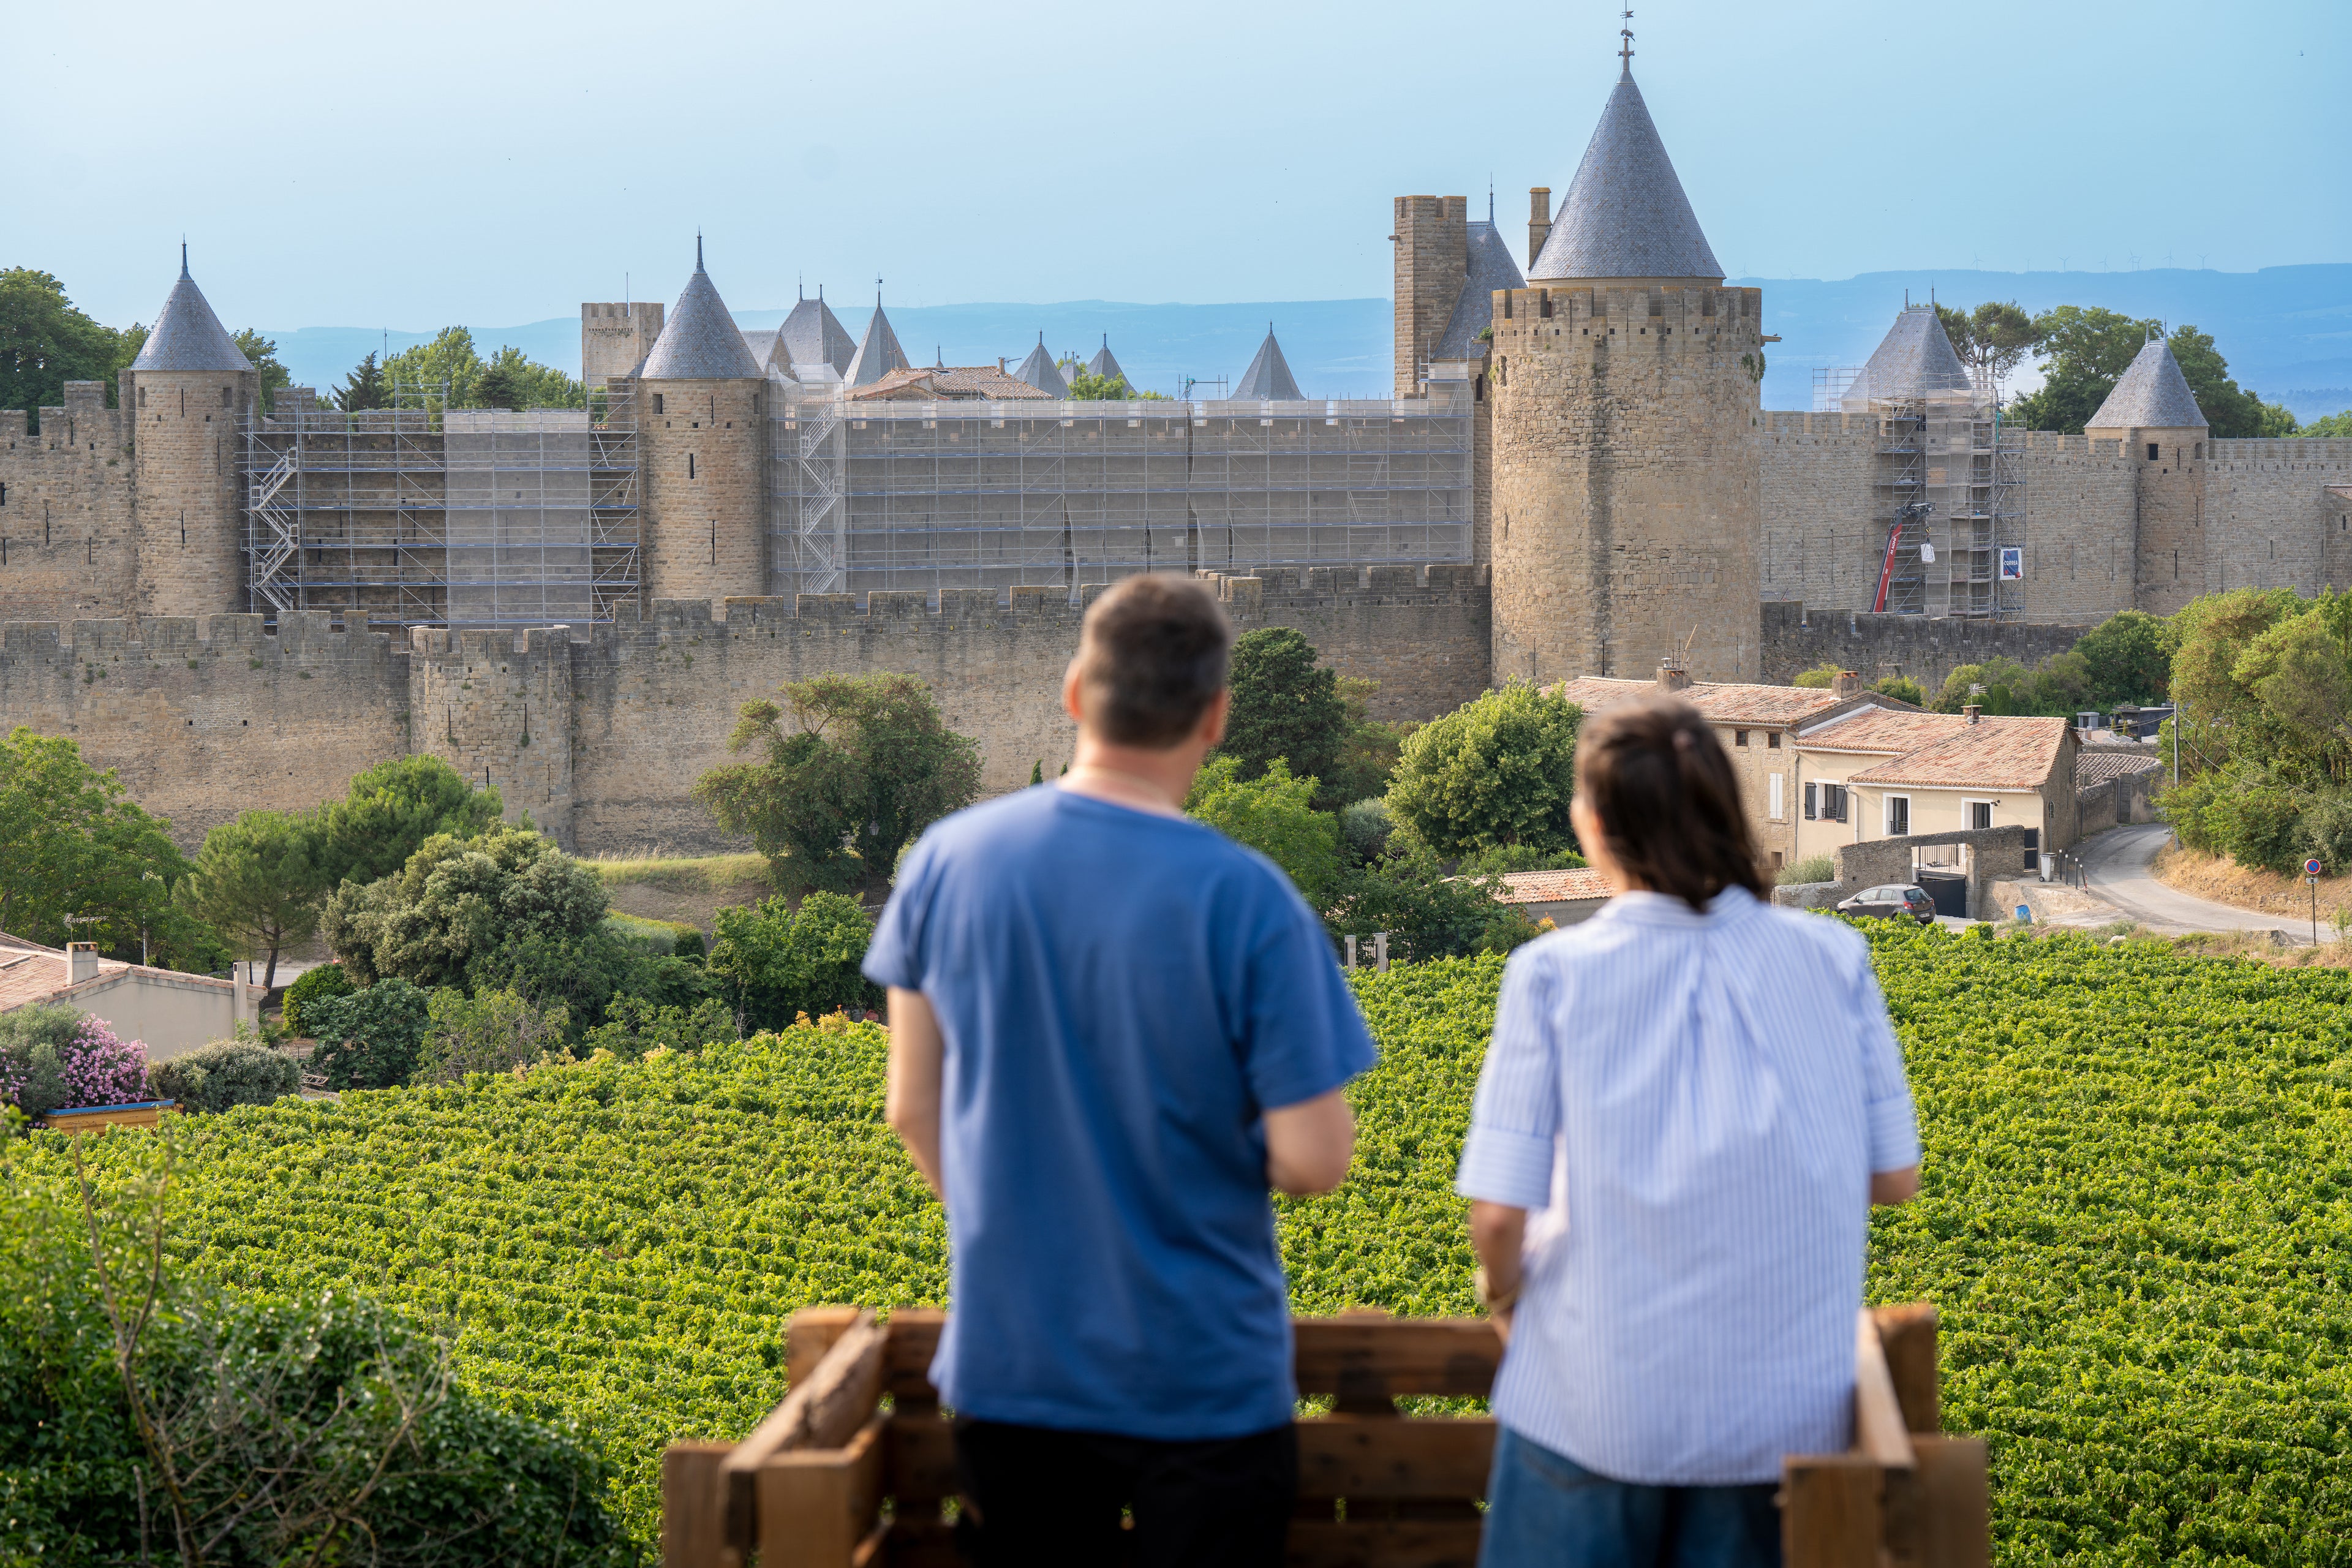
[1014,334,1067,397]
[1842,306,1973,405]
[1433,221,1529,359]
[2089,337,2207,431]
[845,301,910,388]
[779,289,857,375]
[130,250,252,373]
[1529,69,1722,282]
[1087,335,1125,383]
[641,246,761,380]
[1232,325,1303,401]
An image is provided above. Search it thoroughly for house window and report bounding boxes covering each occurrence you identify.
[1734,729,1749,747]
[1807,782,1847,823]
[1769,773,1785,820]
[1967,800,1992,831]
[1886,796,1911,836]
[2147,442,2160,461]
[1767,731,1781,749]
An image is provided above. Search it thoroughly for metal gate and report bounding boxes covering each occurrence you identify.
[1918,869,1967,920]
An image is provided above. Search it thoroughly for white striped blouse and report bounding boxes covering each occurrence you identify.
[1455,887,1920,1486]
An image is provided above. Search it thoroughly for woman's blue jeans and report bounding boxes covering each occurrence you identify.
[1477,1425,1782,1568]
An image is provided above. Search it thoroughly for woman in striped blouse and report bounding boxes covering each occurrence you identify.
[1457,697,1921,1568]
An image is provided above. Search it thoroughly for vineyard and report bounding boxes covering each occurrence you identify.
[10,927,2352,1562]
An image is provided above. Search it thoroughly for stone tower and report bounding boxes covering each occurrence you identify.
[1392,196,1466,398]
[2087,336,2209,616]
[1488,62,1765,684]
[1390,201,1524,564]
[129,250,259,617]
[634,243,767,609]
[580,301,665,387]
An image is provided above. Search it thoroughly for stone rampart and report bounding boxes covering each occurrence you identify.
[1760,600,2087,690]
[0,564,1490,856]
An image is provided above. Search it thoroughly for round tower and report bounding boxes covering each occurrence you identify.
[1488,61,1764,684]
[2087,334,2209,616]
[636,243,767,609]
[130,249,259,617]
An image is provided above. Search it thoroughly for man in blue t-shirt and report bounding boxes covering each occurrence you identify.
[864,573,1378,1567]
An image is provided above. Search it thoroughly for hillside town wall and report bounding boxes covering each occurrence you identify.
[0,565,1490,855]
[1759,600,2087,690]
[2205,437,2352,597]
[0,393,140,624]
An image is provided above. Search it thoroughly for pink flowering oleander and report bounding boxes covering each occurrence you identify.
[0,1055,23,1109]
[59,1017,150,1109]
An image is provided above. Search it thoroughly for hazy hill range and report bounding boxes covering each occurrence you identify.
[265,264,2350,417]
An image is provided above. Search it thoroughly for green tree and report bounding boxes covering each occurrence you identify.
[1934,300,2035,395]
[281,961,353,1036]
[1385,682,1583,859]
[320,823,611,995]
[696,673,981,893]
[579,993,738,1060]
[383,326,485,405]
[707,891,878,1033]
[2165,325,2296,439]
[1185,756,1344,910]
[1872,675,1927,707]
[335,350,388,412]
[1066,368,1167,401]
[2011,306,2161,434]
[378,328,582,411]
[414,986,570,1083]
[173,809,326,990]
[0,269,141,429]
[1792,663,1846,689]
[1327,676,1414,806]
[2297,411,2352,438]
[305,977,432,1089]
[1323,843,1537,962]
[1218,628,1349,799]
[231,328,290,414]
[474,344,586,411]
[315,755,504,888]
[2073,609,2173,707]
[0,728,219,970]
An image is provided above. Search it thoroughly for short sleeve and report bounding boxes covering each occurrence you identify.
[1455,948,1562,1210]
[862,832,940,992]
[1235,871,1377,1111]
[1847,943,1921,1173]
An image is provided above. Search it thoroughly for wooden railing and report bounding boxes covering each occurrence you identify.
[660,1302,1986,1568]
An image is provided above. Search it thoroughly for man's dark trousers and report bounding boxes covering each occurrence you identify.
[953,1418,1298,1567]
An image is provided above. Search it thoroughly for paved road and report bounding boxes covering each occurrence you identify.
[2076,823,2321,941]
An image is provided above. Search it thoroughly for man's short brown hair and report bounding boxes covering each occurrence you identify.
[1076,575,1232,747]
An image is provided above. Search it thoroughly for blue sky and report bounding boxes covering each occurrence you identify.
[6,0,2343,333]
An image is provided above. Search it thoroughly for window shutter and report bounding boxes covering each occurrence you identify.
[1804,782,1817,820]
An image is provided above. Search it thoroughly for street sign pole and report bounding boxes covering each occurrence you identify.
[2308,858,2324,944]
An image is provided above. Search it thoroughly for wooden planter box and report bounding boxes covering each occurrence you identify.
[662,1302,1985,1568]
[40,1099,176,1134]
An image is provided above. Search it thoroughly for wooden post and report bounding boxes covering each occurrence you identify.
[1883,1436,1990,1568]
[662,1442,732,1568]
[1870,1302,1942,1434]
[1782,1456,1882,1568]
[756,1415,886,1568]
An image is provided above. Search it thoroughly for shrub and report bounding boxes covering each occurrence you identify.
[707,892,878,1033]
[306,978,432,1090]
[55,1016,148,1109]
[1872,675,1927,707]
[2298,792,2352,875]
[1339,797,1395,864]
[579,995,739,1060]
[1777,853,1836,886]
[1792,662,1845,688]
[282,960,354,1036]
[1185,756,1344,910]
[415,987,570,1084]
[605,911,706,959]
[146,1039,300,1113]
[1386,681,1583,859]
[2157,773,2219,853]
[2204,771,2306,873]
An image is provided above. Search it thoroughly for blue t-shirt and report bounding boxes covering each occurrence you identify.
[863,784,1378,1439]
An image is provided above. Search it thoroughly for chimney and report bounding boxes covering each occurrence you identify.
[66,941,99,986]
[1528,186,1553,268]
[1831,669,1863,699]
[1656,658,1692,693]
[1962,704,1982,725]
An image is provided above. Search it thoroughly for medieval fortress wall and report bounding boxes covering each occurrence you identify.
[0,567,1487,852]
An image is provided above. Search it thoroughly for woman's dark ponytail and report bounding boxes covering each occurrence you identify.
[1575,698,1767,913]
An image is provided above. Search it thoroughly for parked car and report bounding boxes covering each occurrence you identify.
[1836,884,1937,925]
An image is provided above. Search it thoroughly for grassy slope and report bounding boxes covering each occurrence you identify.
[17,929,2352,1562]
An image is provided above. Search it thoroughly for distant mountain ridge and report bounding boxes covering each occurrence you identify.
[264,264,2352,419]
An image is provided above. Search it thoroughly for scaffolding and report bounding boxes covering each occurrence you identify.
[767,380,1472,596]
[1864,390,2025,619]
[241,383,641,628]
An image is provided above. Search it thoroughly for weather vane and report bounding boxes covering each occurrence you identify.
[1620,5,1634,69]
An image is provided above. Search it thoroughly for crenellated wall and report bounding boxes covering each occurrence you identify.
[1758,600,2088,690]
[0,565,1491,855]
[0,390,139,624]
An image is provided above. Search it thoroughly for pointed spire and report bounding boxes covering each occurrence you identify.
[1232,325,1302,401]
[2088,336,2207,431]
[640,243,760,379]
[1528,67,1722,283]
[1015,333,1068,398]
[846,298,911,388]
[1087,333,1125,384]
[1842,305,1973,405]
[1433,221,1528,359]
[131,252,252,373]
[779,290,857,376]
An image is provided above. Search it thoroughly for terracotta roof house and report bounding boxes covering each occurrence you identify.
[846,366,1053,402]
[1493,867,1614,929]
[0,932,253,1060]
[1555,665,1917,875]
[1792,705,2077,861]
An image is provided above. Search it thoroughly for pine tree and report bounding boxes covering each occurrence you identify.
[336,351,388,412]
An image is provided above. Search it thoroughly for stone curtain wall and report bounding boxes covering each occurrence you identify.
[1760,412,1878,611]
[2017,434,2138,622]
[0,392,138,624]
[2205,437,2352,597]
[1760,600,2086,690]
[0,565,1489,855]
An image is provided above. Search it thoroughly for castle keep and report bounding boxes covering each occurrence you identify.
[6,56,2351,848]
